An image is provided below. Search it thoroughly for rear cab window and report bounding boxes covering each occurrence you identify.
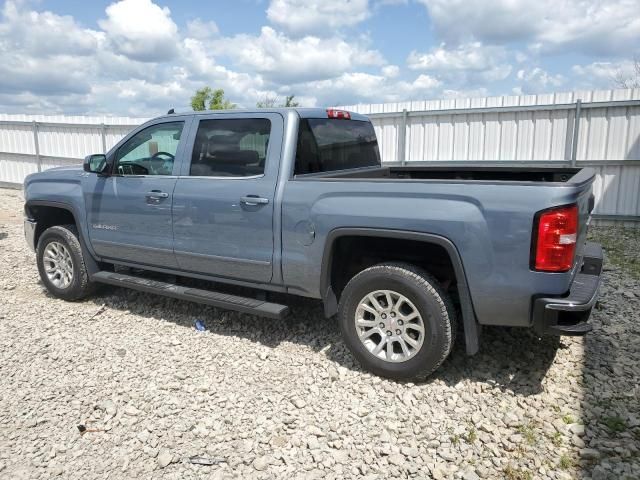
[294,117,381,175]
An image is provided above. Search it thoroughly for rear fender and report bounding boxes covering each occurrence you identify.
[320,228,480,355]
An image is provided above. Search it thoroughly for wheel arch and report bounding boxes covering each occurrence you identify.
[320,227,480,355]
[25,200,101,277]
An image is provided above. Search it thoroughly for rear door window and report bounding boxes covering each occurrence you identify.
[189,119,271,177]
[294,119,381,175]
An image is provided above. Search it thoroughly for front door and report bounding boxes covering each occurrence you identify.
[172,113,283,283]
[84,119,189,268]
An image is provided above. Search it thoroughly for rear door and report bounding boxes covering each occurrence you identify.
[84,118,191,268]
[172,113,283,283]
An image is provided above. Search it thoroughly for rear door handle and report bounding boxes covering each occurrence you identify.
[240,195,269,206]
[146,190,169,200]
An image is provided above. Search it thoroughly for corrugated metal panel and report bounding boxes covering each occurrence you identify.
[0,152,39,184]
[0,114,144,184]
[452,115,469,161]
[591,165,640,216]
[0,124,36,155]
[37,125,104,158]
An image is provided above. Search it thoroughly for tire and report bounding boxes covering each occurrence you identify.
[36,225,95,301]
[338,262,456,381]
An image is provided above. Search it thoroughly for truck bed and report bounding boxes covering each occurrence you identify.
[319,165,585,184]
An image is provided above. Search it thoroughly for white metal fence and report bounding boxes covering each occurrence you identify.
[0,114,145,185]
[1,88,639,222]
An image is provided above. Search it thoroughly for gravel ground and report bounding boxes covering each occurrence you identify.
[0,187,639,480]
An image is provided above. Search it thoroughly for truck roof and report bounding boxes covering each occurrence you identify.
[156,107,370,122]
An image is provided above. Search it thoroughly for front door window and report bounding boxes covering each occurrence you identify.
[115,122,184,176]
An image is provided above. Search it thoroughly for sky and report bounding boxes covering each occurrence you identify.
[0,0,638,116]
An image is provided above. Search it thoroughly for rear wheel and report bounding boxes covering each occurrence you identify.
[338,262,455,381]
[36,225,94,301]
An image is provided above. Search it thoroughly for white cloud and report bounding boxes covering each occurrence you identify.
[572,60,639,88]
[572,62,621,81]
[98,0,179,62]
[0,1,101,56]
[417,0,640,56]
[213,26,384,83]
[410,74,441,90]
[304,72,441,106]
[416,0,540,44]
[0,1,261,115]
[0,53,91,96]
[382,65,400,77]
[514,67,566,94]
[267,0,371,35]
[408,42,512,84]
[409,42,502,71]
[186,18,219,40]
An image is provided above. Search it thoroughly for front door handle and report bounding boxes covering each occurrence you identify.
[240,195,269,206]
[146,190,169,200]
[146,190,169,205]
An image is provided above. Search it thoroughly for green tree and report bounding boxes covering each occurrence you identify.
[283,95,299,107]
[256,94,300,108]
[191,86,211,111]
[209,88,236,110]
[191,87,236,111]
[256,94,278,108]
[613,56,640,89]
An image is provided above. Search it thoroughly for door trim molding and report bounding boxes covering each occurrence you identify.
[91,238,174,253]
[106,258,288,294]
[174,249,271,266]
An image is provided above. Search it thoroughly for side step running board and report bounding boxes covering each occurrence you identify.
[92,271,289,319]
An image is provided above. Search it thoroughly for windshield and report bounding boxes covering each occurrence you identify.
[294,118,381,175]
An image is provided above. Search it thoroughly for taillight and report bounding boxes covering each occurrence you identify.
[327,109,351,120]
[533,204,578,272]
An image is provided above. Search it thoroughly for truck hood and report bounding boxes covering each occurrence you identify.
[24,164,84,186]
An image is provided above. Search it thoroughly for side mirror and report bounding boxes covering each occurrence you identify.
[83,154,109,174]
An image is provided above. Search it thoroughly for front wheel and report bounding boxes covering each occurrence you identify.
[36,225,94,301]
[337,262,456,381]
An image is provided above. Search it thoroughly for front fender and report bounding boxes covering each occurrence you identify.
[24,171,96,261]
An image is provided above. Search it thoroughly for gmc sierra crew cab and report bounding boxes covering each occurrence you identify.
[23,108,603,380]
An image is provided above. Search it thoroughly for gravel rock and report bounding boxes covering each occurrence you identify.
[569,423,585,436]
[292,398,306,409]
[0,188,639,480]
[462,469,480,480]
[157,449,173,469]
[253,456,270,471]
[400,446,419,457]
[580,448,601,460]
[307,437,320,450]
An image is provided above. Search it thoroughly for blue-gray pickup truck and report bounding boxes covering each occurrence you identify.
[23,108,603,380]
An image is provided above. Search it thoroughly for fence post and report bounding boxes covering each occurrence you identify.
[32,121,41,173]
[570,99,582,166]
[101,123,107,154]
[398,109,408,165]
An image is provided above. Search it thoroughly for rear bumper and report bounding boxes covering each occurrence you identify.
[24,218,37,252]
[532,241,603,336]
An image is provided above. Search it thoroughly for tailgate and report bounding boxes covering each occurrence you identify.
[572,171,596,269]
